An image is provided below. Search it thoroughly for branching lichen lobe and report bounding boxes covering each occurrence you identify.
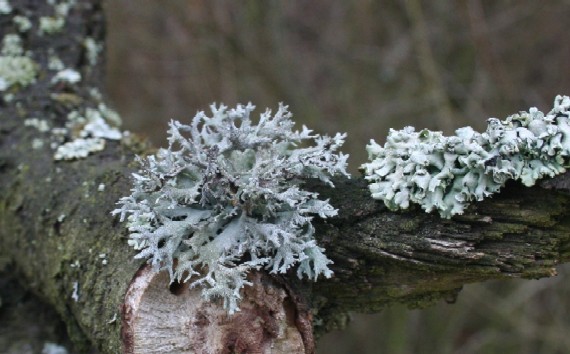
[114,103,349,314]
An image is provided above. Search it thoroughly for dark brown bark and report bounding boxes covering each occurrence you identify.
[1,0,570,352]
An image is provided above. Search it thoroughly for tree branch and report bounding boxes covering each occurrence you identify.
[1,0,570,352]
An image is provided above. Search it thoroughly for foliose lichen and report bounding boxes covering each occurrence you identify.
[362,95,570,218]
[113,103,349,313]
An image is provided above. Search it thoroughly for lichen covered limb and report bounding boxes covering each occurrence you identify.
[114,103,349,314]
[362,95,570,218]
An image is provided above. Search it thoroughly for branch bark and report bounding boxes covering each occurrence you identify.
[1,1,570,353]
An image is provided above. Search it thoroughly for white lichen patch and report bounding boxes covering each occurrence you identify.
[99,253,108,265]
[96,103,122,126]
[39,16,65,35]
[114,103,349,314]
[0,0,11,15]
[32,138,44,149]
[362,95,570,218]
[48,50,64,71]
[51,104,122,160]
[39,0,76,35]
[24,118,50,132]
[71,281,79,302]
[52,68,81,84]
[89,87,102,100]
[42,342,68,354]
[13,16,32,32]
[66,106,121,139]
[0,56,37,91]
[83,37,102,66]
[54,0,75,17]
[54,137,105,160]
[1,34,23,56]
[82,107,122,139]
[50,127,67,149]
[0,33,37,93]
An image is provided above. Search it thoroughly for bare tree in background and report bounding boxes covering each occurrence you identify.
[2,1,570,353]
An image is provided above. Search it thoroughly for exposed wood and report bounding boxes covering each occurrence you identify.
[122,267,311,354]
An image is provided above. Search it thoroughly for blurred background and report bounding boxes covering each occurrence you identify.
[103,1,570,353]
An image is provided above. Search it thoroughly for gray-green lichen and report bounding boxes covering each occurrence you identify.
[362,95,570,218]
[39,16,65,35]
[0,0,11,15]
[114,103,349,314]
[83,38,102,66]
[39,0,76,35]
[0,33,37,93]
[24,118,51,132]
[48,50,64,71]
[13,16,32,32]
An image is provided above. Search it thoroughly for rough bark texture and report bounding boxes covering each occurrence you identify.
[1,0,570,353]
[308,176,570,334]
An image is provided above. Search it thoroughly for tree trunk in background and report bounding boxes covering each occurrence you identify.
[1,1,570,353]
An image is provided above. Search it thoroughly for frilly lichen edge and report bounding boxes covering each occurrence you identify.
[362,95,570,218]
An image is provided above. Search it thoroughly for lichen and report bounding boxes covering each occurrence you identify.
[0,33,37,94]
[53,105,122,160]
[83,37,102,66]
[0,0,11,15]
[24,118,50,132]
[48,50,64,71]
[114,103,349,314]
[38,0,76,35]
[71,281,79,302]
[54,138,105,160]
[39,16,65,35]
[32,138,44,149]
[52,68,81,84]
[1,34,23,56]
[13,16,32,32]
[42,342,68,354]
[362,95,570,218]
